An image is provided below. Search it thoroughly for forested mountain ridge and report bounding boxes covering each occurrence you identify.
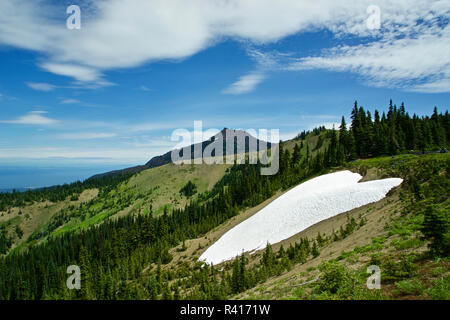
[0,100,448,300]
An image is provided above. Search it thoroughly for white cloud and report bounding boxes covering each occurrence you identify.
[139,85,152,91]
[0,111,59,125]
[58,132,117,140]
[0,0,448,90]
[60,98,81,104]
[287,26,450,93]
[409,79,450,94]
[0,145,172,165]
[221,49,289,94]
[222,73,266,95]
[0,147,133,163]
[40,63,102,83]
[26,82,57,92]
[126,120,193,132]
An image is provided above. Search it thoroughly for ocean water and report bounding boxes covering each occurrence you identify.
[0,164,129,192]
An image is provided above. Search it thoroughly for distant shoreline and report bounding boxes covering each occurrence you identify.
[0,164,131,193]
[0,187,39,193]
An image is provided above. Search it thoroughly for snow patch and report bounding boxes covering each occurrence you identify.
[199,170,402,265]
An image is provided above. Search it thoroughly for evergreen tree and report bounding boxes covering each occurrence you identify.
[312,241,320,258]
[421,206,449,257]
[338,116,348,163]
[291,143,301,167]
[79,246,91,299]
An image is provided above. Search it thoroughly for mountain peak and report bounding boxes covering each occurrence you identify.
[93,127,271,179]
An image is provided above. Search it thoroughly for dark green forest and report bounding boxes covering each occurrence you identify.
[179,181,198,198]
[0,100,448,300]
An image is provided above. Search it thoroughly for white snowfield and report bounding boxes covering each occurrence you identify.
[199,170,403,265]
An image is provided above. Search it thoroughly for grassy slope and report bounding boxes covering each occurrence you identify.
[2,131,448,300]
[282,131,330,161]
[238,154,449,300]
[0,130,324,256]
[160,153,449,300]
[283,131,330,155]
[0,189,98,253]
[122,163,230,216]
[0,162,230,255]
[49,163,230,236]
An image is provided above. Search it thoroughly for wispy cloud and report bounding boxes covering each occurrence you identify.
[26,82,57,92]
[0,147,152,164]
[287,26,450,93]
[0,94,18,101]
[0,111,59,125]
[222,73,266,95]
[1,0,447,91]
[0,144,173,165]
[60,98,81,104]
[40,63,104,83]
[139,85,152,92]
[58,132,117,140]
[409,79,450,94]
[221,49,289,94]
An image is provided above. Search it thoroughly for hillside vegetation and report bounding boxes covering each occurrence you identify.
[0,100,448,300]
[0,163,229,255]
[233,154,449,300]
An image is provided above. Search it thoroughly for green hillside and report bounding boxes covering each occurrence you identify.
[233,154,449,300]
[0,128,328,256]
[0,101,448,300]
[0,163,230,255]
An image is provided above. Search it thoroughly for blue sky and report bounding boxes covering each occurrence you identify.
[0,0,449,167]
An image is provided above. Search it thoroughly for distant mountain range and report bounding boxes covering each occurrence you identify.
[0,187,35,193]
[89,128,271,180]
